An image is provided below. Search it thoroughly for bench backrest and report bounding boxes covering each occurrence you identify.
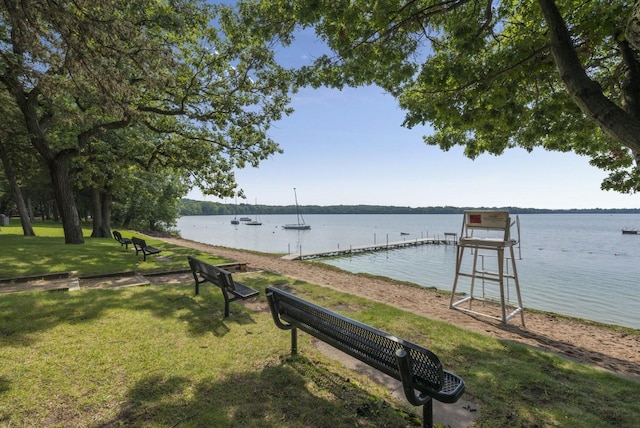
[131,237,147,249]
[215,267,237,290]
[188,256,235,291]
[266,286,444,394]
[113,230,124,242]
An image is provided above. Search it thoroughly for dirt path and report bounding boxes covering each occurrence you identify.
[159,236,640,381]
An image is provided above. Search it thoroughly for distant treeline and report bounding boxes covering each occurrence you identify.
[179,199,640,216]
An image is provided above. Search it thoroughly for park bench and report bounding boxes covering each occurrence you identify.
[112,230,133,249]
[131,237,161,261]
[187,256,259,318]
[266,286,465,428]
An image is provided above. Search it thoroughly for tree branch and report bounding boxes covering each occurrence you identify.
[537,0,640,157]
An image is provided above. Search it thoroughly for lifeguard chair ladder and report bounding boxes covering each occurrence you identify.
[450,210,525,326]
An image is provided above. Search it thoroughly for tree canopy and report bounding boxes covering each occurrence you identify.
[1,0,294,242]
[249,0,640,194]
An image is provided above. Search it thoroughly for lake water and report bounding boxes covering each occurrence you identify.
[176,214,640,330]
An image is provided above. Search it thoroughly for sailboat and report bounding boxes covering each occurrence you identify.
[283,188,310,230]
[230,194,240,225]
[245,198,262,225]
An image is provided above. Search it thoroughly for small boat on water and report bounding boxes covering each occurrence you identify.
[283,188,310,230]
[239,217,251,222]
[622,229,639,235]
[245,198,262,226]
[231,194,240,225]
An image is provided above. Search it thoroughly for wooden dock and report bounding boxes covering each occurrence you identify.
[282,237,457,261]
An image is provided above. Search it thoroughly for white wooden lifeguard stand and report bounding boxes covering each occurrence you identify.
[449,210,525,326]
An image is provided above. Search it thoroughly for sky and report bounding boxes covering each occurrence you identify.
[187,24,640,210]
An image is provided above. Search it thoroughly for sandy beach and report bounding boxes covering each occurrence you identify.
[157,235,640,382]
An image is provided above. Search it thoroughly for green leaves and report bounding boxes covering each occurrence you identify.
[2,0,298,240]
[256,0,640,193]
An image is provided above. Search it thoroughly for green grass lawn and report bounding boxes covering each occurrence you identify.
[1,220,639,427]
[0,220,227,279]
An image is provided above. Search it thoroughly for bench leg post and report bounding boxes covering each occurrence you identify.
[221,288,231,318]
[422,399,433,428]
[291,326,297,355]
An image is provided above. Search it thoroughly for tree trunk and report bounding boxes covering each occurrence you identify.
[90,188,113,238]
[6,71,84,243]
[0,145,35,236]
[0,197,8,216]
[17,192,35,236]
[626,2,640,52]
[101,192,112,238]
[537,0,640,159]
[49,155,84,244]
[27,196,34,223]
[90,187,103,238]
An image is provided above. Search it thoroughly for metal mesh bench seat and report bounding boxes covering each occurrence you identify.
[266,286,465,428]
[188,256,259,318]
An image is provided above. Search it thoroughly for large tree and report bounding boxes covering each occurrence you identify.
[0,91,37,235]
[252,0,640,194]
[1,0,292,243]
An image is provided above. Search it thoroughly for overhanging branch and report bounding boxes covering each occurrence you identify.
[537,0,640,157]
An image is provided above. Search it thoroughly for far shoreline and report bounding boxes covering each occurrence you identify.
[179,198,640,216]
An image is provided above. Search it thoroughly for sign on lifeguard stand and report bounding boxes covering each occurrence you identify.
[450,210,525,325]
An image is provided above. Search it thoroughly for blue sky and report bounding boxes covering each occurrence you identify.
[188,21,640,210]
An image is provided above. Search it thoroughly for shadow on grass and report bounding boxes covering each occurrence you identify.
[455,312,640,385]
[1,236,129,276]
[91,355,416,428]
[1,230,229,278]
[0,283,258,347]
[450,338,640,427]
[0,376,9,394]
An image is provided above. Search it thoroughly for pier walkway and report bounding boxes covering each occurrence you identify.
[282,237,456,261]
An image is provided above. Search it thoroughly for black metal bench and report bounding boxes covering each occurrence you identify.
[266,286,465,428]
[131,237,161,261]
[188,256,259,318]
[112,230,133,249]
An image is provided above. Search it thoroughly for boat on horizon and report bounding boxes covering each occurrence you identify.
[283,188,310,230]
[622,229,639,234]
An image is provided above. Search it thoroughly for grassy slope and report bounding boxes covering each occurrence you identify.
[1,220,639,427]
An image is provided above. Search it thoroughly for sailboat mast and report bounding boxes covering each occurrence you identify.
[283,187,310,229]
[294,187,300,224]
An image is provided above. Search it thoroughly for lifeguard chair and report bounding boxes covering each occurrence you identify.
[450,210,525,325]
